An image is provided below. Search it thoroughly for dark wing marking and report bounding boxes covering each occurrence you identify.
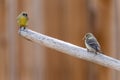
[86,39,101,51]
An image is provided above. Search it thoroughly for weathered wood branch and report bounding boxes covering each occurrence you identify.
[18,28,120,71]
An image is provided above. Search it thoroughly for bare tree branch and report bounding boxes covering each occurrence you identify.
[18,28,120,71]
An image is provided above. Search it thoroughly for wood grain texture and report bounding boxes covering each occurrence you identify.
[0,0,119,80]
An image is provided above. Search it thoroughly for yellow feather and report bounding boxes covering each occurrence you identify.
[17,12,28,28]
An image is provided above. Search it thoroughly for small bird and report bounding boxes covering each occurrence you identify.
[17,12,28,29]
[84,33,101,54]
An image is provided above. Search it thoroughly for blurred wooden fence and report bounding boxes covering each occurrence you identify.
[0,0,120,80]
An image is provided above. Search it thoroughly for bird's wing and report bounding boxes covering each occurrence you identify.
[87,38,101,51]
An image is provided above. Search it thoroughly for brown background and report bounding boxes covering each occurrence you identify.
[0,0,120,80]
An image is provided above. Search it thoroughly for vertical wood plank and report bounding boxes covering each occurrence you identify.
[5,0,18,79]
[114,0,120,80]
[64,0,90,80]
[44,0,66,80]
[17,0,45,80]
[18,0,35,79]
[44,0,90,80]
[30,0,45,80]
[93,0,115,80]
[0,0,7,80]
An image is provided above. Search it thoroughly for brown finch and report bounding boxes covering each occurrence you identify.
[84,33,101,54]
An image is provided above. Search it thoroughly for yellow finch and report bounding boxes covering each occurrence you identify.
[17,12,28,29]
[84,33,101,54]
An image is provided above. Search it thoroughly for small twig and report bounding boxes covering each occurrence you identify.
[18,28,120,71]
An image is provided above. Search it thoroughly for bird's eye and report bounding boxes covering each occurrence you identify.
[86,34,89,37]
[23,13,27,16]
